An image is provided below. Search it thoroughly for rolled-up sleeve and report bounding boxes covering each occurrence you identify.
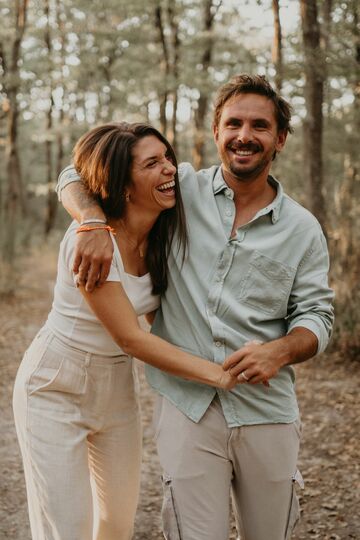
[286,230,334,353]
[56,165,81,201]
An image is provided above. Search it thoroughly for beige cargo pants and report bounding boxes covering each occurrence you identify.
[154,395,303,540]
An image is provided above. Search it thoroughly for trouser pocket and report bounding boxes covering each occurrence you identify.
[161,474,182,540]
[285,470,304,539]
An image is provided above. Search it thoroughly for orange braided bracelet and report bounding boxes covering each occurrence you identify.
[76,225,116,234]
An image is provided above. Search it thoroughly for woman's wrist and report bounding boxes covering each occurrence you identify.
[208,363,232,389]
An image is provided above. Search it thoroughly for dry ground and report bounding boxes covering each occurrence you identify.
[0,248,359,539]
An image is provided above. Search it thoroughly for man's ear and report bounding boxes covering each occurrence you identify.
[213,123,219,143]
[275,129,287,153]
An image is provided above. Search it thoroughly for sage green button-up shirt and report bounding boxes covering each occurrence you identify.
[145,163,334,426]
[57,163,334,427]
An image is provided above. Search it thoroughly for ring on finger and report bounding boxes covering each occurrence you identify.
[241,371,249,381]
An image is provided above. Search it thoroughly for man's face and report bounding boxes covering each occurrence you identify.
[213,93,287,185]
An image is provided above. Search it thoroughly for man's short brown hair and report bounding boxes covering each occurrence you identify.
[213,74,293,134]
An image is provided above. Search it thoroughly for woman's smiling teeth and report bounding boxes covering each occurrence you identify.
[157,180,175,192]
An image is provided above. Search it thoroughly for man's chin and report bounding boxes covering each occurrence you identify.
[229,166,259,181]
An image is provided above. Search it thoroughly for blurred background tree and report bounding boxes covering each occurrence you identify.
[0,0,358,357]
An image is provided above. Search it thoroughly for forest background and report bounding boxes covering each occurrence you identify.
[0,0,359,356]
[0,1,359,539]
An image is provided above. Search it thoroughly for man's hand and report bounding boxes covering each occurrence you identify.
[223,329,318,385]
[223,341,284,385]
[74,229,114,292]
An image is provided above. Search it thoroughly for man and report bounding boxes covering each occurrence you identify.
[56,74,334,540]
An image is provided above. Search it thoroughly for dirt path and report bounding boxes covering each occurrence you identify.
[0,248,359,540]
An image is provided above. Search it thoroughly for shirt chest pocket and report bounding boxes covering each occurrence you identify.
[237,251,295,315]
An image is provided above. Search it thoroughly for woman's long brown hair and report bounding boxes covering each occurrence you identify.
[73,122,187,295]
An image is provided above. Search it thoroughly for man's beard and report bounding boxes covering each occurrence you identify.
[225,140,271,181]
[228,156,271,182]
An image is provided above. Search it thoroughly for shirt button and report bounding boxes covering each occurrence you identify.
[215,340,222,347]
[225,208,233,216]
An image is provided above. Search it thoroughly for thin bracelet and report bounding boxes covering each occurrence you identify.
[76,225,115,234]
[80,218,107,225]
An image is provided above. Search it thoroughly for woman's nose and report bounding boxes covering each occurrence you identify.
[164,160,176,174]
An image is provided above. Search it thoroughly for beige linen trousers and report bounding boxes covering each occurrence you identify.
[13,326,142,540]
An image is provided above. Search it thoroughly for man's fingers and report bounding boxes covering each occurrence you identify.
[97,258,113,287]
[235,370,270,387]
[76,264,91,285]
[73,253,82,274]
[228,360,252,378]
[85,265,102,292]
[222,351,246,371]
[223,341,263,371]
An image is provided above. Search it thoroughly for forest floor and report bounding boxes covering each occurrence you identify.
[0,247,359,540]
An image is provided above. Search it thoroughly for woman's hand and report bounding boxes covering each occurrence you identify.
[217,368,238,391]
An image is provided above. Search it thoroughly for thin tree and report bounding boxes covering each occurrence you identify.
[167,1,180,154]
[192,0,221,170]
[272,0,283,91]
[337,0,359,274]
[44,0,57,236]
[155,3,170,137]
[55,0,66,185]
[300,0,327,236]
[2,0,29,262]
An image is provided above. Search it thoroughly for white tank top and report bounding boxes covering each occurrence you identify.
[46,221,160,356]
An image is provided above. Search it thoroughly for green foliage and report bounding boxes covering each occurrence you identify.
[0,0,359,357]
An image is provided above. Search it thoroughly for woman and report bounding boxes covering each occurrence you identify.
[13,123,238,540]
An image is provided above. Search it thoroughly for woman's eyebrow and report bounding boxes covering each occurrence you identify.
[136,152,167,165]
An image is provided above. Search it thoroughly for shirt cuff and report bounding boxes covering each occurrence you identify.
[56,165,81,201]
[287,318,329,355]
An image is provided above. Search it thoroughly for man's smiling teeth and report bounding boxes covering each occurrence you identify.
[233,149,254,156]
[157,180,175,191]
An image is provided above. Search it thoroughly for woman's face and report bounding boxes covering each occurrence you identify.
[128,135,177,213]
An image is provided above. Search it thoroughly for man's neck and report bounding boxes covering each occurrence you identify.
[222,169,276,231]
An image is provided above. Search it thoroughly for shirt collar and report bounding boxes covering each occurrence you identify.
[212,166,283,224]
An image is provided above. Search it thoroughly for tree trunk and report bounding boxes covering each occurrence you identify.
[44,0,58,236]
[192,0,219,170]
[55,0,66,181]
[272,0,283,91]
[320,0,333,114]
[300,0,327,236]
[155,4,170,137]
[337,1,359,278]
[168,2,180,154]
[3,0,29,262]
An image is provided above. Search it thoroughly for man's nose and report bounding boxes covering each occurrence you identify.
[236,125,252,143]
